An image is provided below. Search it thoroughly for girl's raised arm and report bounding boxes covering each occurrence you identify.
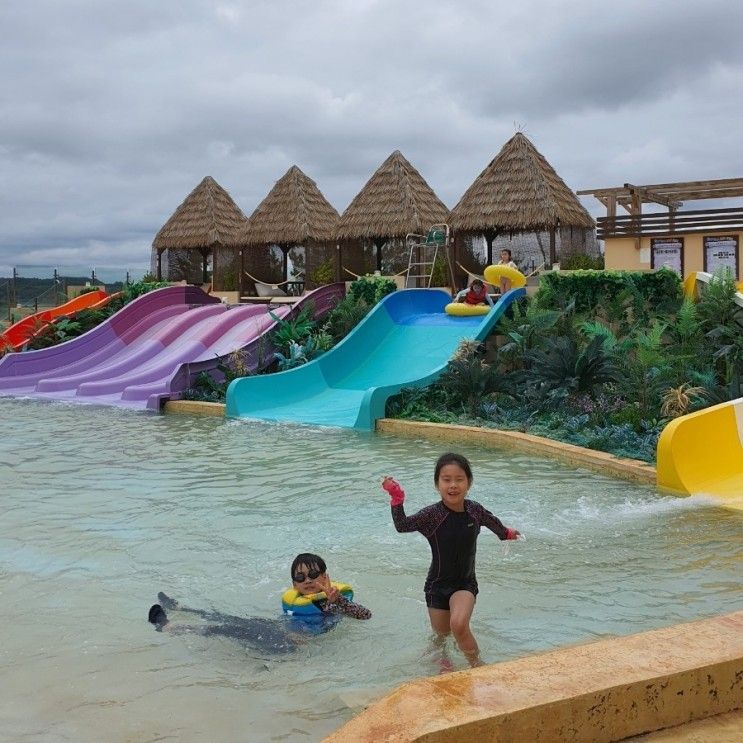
[476,502,520,540]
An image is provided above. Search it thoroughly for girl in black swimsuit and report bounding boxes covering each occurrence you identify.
[383,453,520,667]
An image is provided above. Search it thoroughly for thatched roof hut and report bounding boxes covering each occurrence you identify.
[244,166,339,287]
[448,133,594,265]
[152,176,249,287]
[336,150,449,271]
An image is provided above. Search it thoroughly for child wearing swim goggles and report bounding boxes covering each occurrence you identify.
[289,552,371,619]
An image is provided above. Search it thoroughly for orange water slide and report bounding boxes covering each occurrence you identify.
[0,290,113,352]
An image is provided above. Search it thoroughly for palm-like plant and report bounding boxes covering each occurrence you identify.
[614,321,675,420]
[526,335,622,397]
[269,304,316,350]
[497,299,563,366]
[323,295,371,344]
[660,383,708,418]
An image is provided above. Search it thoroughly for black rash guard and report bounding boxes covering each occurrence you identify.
[391,499,516,605]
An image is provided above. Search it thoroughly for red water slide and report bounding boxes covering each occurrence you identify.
[0,290,113,352]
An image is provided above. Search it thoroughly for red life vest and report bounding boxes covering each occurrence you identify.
[464,285,488,304]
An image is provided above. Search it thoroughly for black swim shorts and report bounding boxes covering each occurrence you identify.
[424,582,478,610]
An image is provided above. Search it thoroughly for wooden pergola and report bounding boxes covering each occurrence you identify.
[578,178,743,242]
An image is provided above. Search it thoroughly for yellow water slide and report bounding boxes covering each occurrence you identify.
[657,272,743,509]
[656,398,743,509]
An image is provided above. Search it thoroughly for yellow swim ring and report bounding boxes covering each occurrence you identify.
[445,302,490,317]
[281,581,353,616]
[483,264,527,288]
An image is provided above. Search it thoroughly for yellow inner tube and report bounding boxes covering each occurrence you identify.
[281,581,353,608]
[483,264,527,288]
[445,302,490,316]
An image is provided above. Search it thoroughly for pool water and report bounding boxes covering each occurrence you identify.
[1,398,741,742]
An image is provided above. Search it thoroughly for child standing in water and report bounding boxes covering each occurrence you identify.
[382,453,520,667]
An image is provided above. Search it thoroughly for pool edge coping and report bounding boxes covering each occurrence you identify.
[323,611,743,743]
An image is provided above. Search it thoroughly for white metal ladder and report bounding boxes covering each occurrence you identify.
[404,224,449,288]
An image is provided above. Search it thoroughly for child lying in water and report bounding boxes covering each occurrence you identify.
[148,552,371,654]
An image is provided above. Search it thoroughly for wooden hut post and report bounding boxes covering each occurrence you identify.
[279,244,290,282]
[375,237,384,272]
[238,249,244,297]
[157,249,163,281]
[484,229,498,266]
[549,228,557,267]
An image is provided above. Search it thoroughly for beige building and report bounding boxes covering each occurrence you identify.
[578,178,743,280]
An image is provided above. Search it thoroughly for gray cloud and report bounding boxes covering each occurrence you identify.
[1,0,742,274]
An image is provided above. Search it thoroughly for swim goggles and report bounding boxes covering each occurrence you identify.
[292,569,323,583]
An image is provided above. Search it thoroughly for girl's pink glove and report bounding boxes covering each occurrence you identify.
[382,477,405,506]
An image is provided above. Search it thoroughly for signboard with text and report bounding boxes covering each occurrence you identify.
[651,238,683,276]
[703,235,739,277]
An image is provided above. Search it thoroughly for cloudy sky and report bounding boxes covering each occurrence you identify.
[1,0,742,277]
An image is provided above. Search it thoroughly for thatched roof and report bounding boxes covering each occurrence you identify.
[245,165,339,246]
[336,150,449,241]
[152,176,249,251]
[448,133,594,233]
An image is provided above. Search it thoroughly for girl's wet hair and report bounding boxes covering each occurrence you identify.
[290,552,326,578]
[434,452,473,484]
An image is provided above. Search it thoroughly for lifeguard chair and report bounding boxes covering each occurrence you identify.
[404,224,454,288]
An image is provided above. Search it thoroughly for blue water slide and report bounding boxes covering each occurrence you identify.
[225,287,526,430]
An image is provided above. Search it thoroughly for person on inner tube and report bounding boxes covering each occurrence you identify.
[454,279,494,306]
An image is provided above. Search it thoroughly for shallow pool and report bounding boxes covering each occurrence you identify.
[0,398,741,742]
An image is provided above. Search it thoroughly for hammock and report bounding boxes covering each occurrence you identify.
[243,270,293,289]
[342,266,409,279]
[455,262,494,290]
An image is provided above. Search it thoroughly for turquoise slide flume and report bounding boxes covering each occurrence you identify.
[225,287,525,430]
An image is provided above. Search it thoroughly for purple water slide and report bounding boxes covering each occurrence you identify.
[145,282,346,410]
[0,285,219,397]
[0,283,345,411]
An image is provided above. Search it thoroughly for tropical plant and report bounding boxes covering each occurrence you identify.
[667,298,703,360]
[348,275,396,305]
[526,335,621,397]
[310,258,335,286]
[274,335,328,370]
[437,342,513,417]
[269,304,316,350]
[560,254,605,270]
[496,297,563,365]
[660,383,708,418]
[612,321,675,422]
[323,295,371,344]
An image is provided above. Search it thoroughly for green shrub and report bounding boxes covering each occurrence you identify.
[310,259,335,285]
[537,268,681,315]
[560,254,605,270]
[323,295,371,344]
[348,275,396,305]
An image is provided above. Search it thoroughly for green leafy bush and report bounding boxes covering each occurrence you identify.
[560,254,605,270]
[323,295,371,344]
[526,335,621,397]
[348,275,396,305]
[537,269,681,315]
[310,259,335,285]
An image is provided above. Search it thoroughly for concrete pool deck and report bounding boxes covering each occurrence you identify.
[325,612,743,743]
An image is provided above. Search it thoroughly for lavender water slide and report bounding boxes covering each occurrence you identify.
[0,284,344,410]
